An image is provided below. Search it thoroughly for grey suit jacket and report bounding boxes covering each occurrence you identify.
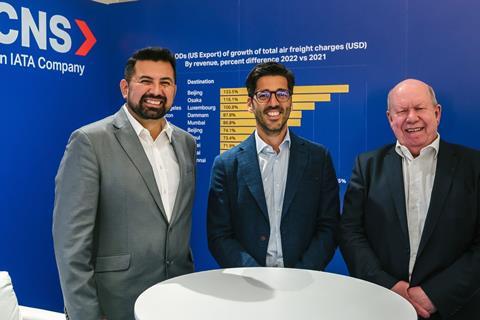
[53,107,196,320]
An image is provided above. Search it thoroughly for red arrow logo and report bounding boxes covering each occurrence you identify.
[75,19,96,56]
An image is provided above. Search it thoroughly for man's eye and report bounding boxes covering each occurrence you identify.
[257,92,270,100]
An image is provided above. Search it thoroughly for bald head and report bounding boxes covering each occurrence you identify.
[386,78,441,157]
[387,79,438,111]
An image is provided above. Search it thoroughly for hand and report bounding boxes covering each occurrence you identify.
[408,286,437,315]
[391,281,430,318]
[391,280,409,299]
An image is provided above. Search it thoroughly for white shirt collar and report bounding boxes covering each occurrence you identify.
[395,133,440,160]
[123,104,173,142]
[255,129,291,154]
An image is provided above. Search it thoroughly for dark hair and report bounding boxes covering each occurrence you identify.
[124,47,176,83]
[245,62,295,97]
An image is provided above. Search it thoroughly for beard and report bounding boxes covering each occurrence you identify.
[253,104,290,135]
[127,93,169,120]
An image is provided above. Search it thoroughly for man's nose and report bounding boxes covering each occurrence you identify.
[268,93,279,104]
[149,82,165,95]
[406,109,419,122]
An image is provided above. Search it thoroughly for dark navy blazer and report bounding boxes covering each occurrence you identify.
[207,131,340,270]
[340,140,480,320]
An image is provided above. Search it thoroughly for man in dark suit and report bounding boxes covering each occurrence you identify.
[207,62,340,270]
[340,79,480,319]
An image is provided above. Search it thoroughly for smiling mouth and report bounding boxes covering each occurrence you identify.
[143,98,165,106]
[266,110,280,116]
[264,106,283,120]
[405,127,423,133]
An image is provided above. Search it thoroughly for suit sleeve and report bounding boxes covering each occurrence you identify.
[207,156,259,267]
[421,166,480,318]
[294,150,340,270]
[52,129,102,320]
[340,155,399,289]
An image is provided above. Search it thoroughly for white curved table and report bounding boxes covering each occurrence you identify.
[135,267,416,320]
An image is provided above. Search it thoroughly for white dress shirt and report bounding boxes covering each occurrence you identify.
[124,105,179,222]
[255,130,291,267]
[395,134,440,278]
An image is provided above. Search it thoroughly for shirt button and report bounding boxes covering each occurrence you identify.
[260,235,267,241]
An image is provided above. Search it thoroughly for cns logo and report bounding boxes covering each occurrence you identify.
[0,2,96,56]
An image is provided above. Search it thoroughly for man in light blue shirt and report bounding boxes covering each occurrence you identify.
[256,129,290,267]
[207,62,340,270]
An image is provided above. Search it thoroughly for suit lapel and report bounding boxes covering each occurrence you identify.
[238,135,269,221]
[417,141,457,256]
[112,108,168,222]
[281,133,308,218]
[385,148,410,242]
[169,126,188,224]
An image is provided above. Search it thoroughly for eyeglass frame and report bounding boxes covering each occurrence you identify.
[251,89,292,103]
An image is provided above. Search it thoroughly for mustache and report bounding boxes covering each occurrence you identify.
[141,94,167,103]
[264,105,281,113]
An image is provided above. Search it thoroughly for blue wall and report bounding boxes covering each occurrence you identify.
[1,0,479,311]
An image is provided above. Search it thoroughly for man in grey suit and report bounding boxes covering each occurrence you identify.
[53,47,196,320]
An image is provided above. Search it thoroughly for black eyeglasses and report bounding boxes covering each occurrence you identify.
[253,89,291,103]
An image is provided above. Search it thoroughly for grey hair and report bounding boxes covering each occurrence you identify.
[387,82,438,111]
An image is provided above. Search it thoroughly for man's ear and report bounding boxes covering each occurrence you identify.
[120,79,128,99]
[435,104,442,124]
[247,97,254,113]
[386,109,394,129]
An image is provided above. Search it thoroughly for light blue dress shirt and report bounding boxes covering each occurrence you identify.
[255,130,291,267]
